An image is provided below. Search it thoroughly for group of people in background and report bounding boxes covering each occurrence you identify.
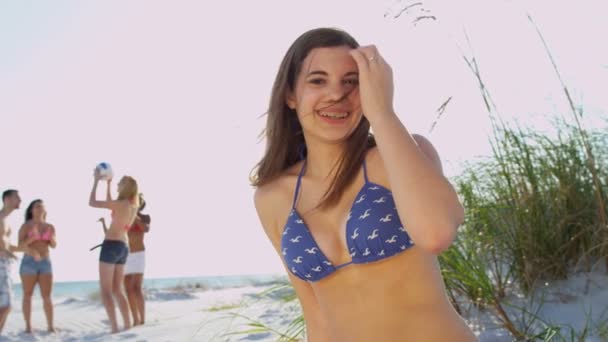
[0,168,151,335]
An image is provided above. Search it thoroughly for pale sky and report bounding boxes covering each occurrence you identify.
[1,0,606,282]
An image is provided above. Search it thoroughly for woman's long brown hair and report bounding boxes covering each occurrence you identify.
[250,27,376,209]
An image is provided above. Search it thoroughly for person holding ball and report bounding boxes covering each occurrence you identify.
[89,164,139,334]
[98,193,150,327]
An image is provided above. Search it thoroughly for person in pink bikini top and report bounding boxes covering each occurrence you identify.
[18,199,57,333]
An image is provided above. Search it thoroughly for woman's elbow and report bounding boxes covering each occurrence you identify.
[416,224,458,255]
[454,201,465,227]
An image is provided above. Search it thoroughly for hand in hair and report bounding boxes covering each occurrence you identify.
[348,45,395,124]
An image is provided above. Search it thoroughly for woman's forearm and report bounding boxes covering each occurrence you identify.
[89,181,99,206]
[370,113,464,254]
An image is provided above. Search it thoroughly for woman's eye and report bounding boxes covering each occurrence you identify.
[309,78,325,85]
[344,79,359,85]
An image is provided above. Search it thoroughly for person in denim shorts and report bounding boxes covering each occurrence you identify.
[18,199,57,334]
[89,171,140,334]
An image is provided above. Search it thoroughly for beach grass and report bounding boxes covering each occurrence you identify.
[206,303,243,312]
[436,10,607,340]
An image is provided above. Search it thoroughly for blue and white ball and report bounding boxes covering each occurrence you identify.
[96,162,113,180]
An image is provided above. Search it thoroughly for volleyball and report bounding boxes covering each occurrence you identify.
[95,162,113,180]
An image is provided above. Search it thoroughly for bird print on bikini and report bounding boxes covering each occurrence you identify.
[281,161,416,282]
[359,209,372,220]
[385,235,398,244]
[380,214,393,223]
[367,229,380,240]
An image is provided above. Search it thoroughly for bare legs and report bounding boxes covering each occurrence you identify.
[38,273,55,332]
[124,273,145,325]
[99,262,131,333]
[20,274,37,333]
[0,306,10,335]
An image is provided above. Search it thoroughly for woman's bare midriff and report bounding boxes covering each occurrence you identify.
[106,204,138,243]
[29,240,51,259]
[105,225,129,243]
[312,248,477,342]
[127,230,145,252]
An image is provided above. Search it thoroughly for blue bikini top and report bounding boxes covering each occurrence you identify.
[281,158,415,282]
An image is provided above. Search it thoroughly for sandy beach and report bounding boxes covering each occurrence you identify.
[0,271,606,341]
[0,283,300,342]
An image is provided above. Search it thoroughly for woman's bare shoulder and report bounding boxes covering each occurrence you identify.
[254,162,304,242]
[255,162,304,204]
[19,220,34,231]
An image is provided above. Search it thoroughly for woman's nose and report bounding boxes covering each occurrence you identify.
[325,82,349,102]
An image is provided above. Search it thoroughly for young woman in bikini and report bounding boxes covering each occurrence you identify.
[89,171,139,334]
[252,28,476,341]
[98,193,150,326]
[18,199,57,334]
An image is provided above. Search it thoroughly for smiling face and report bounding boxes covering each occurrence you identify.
[287,46,363,145]
[253,28,374,208]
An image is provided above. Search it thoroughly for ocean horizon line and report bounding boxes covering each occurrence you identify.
[11,271,286,285]
[10,273,288,300]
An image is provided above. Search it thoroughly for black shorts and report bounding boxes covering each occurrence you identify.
[99,240,129,265]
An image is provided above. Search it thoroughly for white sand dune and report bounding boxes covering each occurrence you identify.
[467,271,608,342]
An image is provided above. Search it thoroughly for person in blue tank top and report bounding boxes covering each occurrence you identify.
[251,28,476,341]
